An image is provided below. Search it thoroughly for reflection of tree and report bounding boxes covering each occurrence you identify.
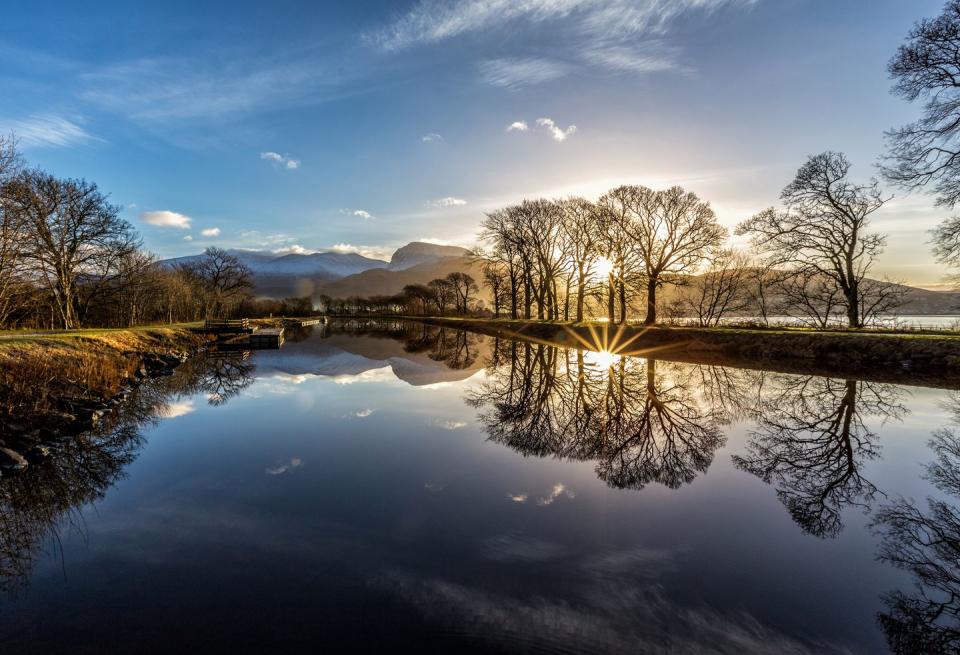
[467,342,726,491]
[872,410,960,653]
[733,377,904,538]
[0,353,252,594]
[397,324,484,370]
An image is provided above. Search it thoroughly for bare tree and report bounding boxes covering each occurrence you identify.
[190,247,253,318]
[445,271,478,315]
[597,186,648,323]
[481,261,509,317]
[428,277,455,315]
[885,2,960,209]
[559,197,601,322]
[5,171,139,328]
[0,136,27,326]
[738,152,890,328]
[672,248,751,327]
[619,185,727,325]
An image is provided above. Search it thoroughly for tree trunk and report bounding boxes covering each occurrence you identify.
[618,280,627,324]
[644,277,657,325]
[576,266,586,322]
[607,274,616,322]
[846,283,861,328]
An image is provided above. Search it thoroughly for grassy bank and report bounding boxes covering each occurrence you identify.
[0,326,208,452]
[409,316,960,388]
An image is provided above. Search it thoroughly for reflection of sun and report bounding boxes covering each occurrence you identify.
[593,257,614,279]
[583,349,620,369]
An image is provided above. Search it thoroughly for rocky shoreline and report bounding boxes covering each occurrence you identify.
[0,329,208,474]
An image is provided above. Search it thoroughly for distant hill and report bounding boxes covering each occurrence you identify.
[316,255,486,300]
[157,243,479,301]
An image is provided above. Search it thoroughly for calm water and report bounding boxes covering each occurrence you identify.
[2,320,959,653]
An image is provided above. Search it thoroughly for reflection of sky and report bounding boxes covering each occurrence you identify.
[1,331,956,652]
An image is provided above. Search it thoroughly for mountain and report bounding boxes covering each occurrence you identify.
[316,255,486,300]
[157,243,480,301]
[388,242,471,270]
[161,249,388,278]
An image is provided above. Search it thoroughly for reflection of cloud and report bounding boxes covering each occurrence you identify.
[424,482,445,493]
[506,493,528,503]
[372,570,846,654]
[355,408,374,418]
[331,366,396,385]
[537,483,575,506]
[430,418,466,430]
[266,457,302,476]
[154,400,196,419]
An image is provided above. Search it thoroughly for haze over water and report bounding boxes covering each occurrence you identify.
[1,320,957,653]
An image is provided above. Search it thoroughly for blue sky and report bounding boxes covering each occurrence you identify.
[0,0,951,285]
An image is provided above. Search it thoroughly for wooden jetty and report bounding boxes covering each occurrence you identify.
[248,327,285,349]
[202,318,254,334]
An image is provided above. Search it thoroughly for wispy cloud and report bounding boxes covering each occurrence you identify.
[352,209,373,220]
[0,114,95,148]
[428,197,467,208]
[200,227,221,237]
[479,57,568,88]
[536,117,576,142]
[422,132,443,142]
[355,408,374,418]
[79,54,355,124]
[506,121,529,132]
[367,0,755,79]
[141,210,192,229]
[183,235,193,242]
[260,151,300,169]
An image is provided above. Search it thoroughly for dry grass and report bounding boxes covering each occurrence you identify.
[0,327,205,427]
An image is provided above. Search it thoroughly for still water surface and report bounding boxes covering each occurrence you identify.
[1,320,959,653]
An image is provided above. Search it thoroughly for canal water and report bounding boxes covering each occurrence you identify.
[1,320,957,653]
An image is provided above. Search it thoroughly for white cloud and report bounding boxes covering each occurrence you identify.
[0,114,95,148]
[272,244,317,255]
[141,210,192,229]
[260,151,300,169]
[479,57,569,88]
[536,117,577,142]
[355,408,374,418]
[353,209,373,220]
[327,243,391,260]
[507,121,528,132]
[430,418,467,430]
[507,493,528,503]
[183,235,193,241]
[422,133,443,142]
[428,197,467,208]
[200,227,221,237]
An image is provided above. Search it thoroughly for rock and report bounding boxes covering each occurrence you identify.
[0,447,28,470]
[26,445,51,462]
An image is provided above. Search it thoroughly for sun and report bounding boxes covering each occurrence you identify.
[593,257,614,279]
[583,349,620,369]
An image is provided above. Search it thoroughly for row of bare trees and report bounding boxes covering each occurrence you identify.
[320,272,481,317]
[0,136,257,329]
[477,152,904,328]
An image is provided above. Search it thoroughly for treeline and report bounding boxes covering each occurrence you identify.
[321,271,481,317]
[0,136,316,329]
[476,151,906,328]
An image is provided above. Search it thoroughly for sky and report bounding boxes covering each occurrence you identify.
[0,0,953,287]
